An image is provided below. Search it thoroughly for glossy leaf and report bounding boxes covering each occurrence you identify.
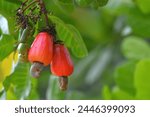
[3,62,32,99]
[49,15,88,58]
[0,15,9,34]
[122,36,150,60]
[134,59,150,99]
[67,24,88,57]
[0,34,15,61]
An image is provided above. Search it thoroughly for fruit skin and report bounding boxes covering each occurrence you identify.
[51,44,74,77]
[28,32,53,66]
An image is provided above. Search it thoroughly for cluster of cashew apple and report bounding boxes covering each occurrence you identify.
[27,32,74,91]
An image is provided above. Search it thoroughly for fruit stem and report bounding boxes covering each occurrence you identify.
[37,0,53,27]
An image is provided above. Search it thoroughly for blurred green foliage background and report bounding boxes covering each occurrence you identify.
[0,0,150,100]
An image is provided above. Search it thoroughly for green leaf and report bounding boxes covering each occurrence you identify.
[58,0,71,2]
[95,0,109,7]
[67,24,88,57]
[46,75,66,100]
[114,61,136,95]
[103,0,130,15]
[91,0,109,9]
[134,59,150,99]
[0,89,4,97]
[102,85,112,100]
[0,34,15,61]
[0,89,5,99]
[0,15,9,34]
[3,62,32,99]
[0,0,19,35]
[127,7,150,38]
[49,15,88,58]
[75,0,93,7]
[37,68,50,99]
[5,0,21,5]
[0,0,19,15]
[112,87,134,100]
[135,0,150,14]
[26,78,39,100]
[53,0,74,13]
[122,36,150,60]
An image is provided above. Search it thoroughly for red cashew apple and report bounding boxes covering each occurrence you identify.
[51,44,74,77]
[28,32,53,78]
[28,32,53,66]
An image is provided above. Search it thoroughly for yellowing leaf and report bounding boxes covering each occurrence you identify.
[0,83,3,90]
[3,62,31,99]
[6,85,17,100]
[1,52,18,78]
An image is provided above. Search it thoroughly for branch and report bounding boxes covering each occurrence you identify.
[37,0,53,27]
[22,0,38,13]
